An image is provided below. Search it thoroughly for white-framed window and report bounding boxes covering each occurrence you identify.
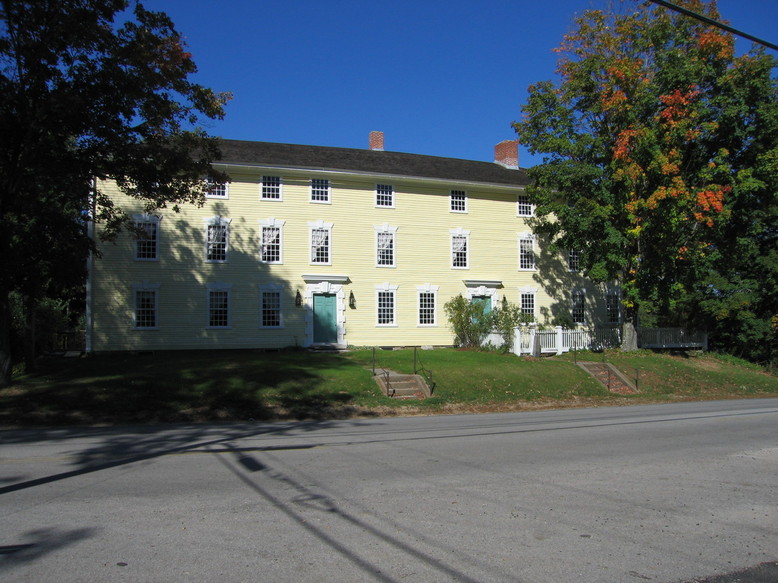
[450,190,467,213]
[376,283,398,326]
[205,217,231,262]
[261,176,282,200]
[259,218,285,264]
[309,221,333,265]
[520,291,536,321]
[568,250,581,272]
[375,224,397,267]
[376,184,394,208]
[311,178,330,203]
[606,292,620,324]
[451,228,470,269]
[260,285,283,328]
[205,177,228,199]
[417,284,439,326]
[133,214,160,261]
[517,193,533,217]
[132,282,160,329]
[518,233,536,271]
[572,290,586,325]
[207,282,232,328]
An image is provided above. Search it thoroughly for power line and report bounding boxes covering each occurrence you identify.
[647,0,778,52]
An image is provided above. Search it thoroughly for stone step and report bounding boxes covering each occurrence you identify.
[374,370,431,398]
[577,362,638,394]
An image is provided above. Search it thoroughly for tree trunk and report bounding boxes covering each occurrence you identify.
[0,290,12,387]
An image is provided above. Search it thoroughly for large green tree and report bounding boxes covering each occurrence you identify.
[514,0,777,358]
[0,0,230,386]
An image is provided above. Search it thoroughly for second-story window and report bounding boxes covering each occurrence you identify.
[519,234,536,271]
[133,215,160,261]
[451,230,469,269]
[309,221,333,264]
[568,250,582,272]
[205,217,231,262]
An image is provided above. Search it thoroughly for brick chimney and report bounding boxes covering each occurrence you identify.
[369,131,384,151]
[494,139,519,169]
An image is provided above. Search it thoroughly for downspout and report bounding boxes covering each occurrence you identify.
[85,177,96,353]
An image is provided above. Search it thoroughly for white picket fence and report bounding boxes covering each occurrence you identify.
[508,326,706,356]
[512,326,621,356]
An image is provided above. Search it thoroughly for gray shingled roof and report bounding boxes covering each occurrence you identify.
[217,139,529,187]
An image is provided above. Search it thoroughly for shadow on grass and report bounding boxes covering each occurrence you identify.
[1,349,378,426]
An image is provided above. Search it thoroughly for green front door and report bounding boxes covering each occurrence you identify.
[313,294,337,344]
[471,296,492,321]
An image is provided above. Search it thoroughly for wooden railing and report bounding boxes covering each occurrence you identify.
[637,328,708,349]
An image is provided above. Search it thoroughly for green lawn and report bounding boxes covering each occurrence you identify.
[2,348,776,426]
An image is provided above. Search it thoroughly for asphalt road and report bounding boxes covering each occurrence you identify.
[1,399,777,583]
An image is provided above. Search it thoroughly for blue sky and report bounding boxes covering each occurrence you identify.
[143,0,777,168]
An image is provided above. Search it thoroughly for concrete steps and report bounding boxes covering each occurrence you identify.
[374,370,431,399]
[577,362,638,394]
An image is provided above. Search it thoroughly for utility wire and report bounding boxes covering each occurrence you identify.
[647,0,778,52]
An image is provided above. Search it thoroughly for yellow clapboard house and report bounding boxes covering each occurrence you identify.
[86,133,620,351]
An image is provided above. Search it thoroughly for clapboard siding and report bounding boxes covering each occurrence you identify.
[90,145,615,351]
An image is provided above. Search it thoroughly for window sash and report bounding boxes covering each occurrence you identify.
[517,194,532,217]
[135,221,158,260]
[377,231,394,266]
[452,235,468,268]
[450,190,467,212]
[419,292,436,325]
[261,291,282,327]
[311,228,330,263]
[261,176,281,200]
[206,179,228,198]
[377,291,395,325]
[519,238,535,270]
[520,293,535,318]
[261,226,281,263]
[209,291,230,327]
[311,178,330,202]
[207,224,228,262]
[572,292,585,324]
[376,184,393,207]
[568,250,581,272]
[135,290,157,328]
[606,294,620,324]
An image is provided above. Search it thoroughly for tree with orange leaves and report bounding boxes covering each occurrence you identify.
[515,0,777,361]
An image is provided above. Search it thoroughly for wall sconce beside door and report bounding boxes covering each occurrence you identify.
[295,290,302,306]
[349,290,356,309]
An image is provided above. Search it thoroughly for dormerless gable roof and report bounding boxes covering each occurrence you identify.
[218,139,529,187]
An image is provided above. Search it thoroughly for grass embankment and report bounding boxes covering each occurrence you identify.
[1,348,776,426]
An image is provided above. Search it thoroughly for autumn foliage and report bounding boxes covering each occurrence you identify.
[515,0,777,362]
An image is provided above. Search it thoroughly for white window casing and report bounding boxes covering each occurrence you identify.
[309,220,333,265]
[374,223,398,267]
[450,228,470,269]
[132,282,160,329]
[259,217,285,264]
[204,216,231,263]
[417,283,439,326]
[132,213,161,261]
[375,282,399,327]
